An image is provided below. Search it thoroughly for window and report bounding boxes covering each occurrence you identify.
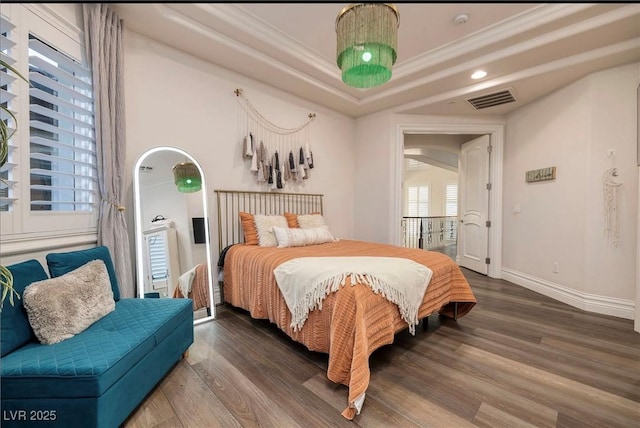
[406,185,428,238]
[445,183,458,216]
[28,34,96,212]
[1,4,97,243]
[407,185,429,217]
[0,15,18,212]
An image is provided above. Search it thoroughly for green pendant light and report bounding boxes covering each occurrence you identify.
[172,162,202,193]
[336,3,399,89]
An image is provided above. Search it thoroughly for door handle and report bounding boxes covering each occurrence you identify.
[459,219,464,223]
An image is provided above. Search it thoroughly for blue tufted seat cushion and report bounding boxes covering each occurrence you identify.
[1,260,48,357]
[0,298,193,399]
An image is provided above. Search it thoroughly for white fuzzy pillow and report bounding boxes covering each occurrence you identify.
[253,214,288,247]
[23,260,115,345]
[297,214,326,229]
[272,225,336,248]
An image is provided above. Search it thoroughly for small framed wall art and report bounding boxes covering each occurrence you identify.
[526,166,556,183]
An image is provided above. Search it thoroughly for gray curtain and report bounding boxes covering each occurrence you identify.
[83,4,134,297]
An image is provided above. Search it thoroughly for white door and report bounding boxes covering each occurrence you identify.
[458,135,491,274]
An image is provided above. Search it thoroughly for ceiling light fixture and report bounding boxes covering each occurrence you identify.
[336,3,399,89]
[471,70,487,79]
[172,162,202,193]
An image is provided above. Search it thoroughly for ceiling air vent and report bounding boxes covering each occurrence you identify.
[466,89,516,110]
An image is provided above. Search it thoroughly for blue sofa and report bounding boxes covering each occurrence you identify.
[0,247,194,428]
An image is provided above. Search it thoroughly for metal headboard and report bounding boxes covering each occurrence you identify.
[215,189,324,254]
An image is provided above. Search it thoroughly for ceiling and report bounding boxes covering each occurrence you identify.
[113,3,640,119]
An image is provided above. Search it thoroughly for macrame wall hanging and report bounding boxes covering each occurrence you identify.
[235,88,316,190]
[602,155,622,246]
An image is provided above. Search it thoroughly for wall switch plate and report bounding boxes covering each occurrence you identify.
[552,262,559,273]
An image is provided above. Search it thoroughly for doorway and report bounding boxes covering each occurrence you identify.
[393,123,505,279]
[402,138,462,260]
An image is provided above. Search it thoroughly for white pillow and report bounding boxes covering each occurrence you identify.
[297,213,326,229]
[272,225,336,248]
[253,214,288,247]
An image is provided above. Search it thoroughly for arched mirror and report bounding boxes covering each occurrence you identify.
[133,147,215,324]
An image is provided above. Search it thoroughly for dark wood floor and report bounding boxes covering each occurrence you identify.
[124,268,640,428]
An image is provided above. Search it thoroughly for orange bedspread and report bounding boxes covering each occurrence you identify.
[172,263,210,311]
[223,239,476,418]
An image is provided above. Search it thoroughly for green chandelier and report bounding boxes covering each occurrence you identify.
[172,162,202,193]
[336,3,399,89]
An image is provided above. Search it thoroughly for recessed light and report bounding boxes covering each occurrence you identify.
[471,70,487,79]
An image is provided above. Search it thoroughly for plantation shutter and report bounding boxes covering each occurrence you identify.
[408,185,429,217]
[445,183,458,216]
[0,14,18,211]
[147,233,169,289]
[28,34,96,211]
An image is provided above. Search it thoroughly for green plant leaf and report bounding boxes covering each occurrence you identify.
[0,59,28,308]
[0,264,19,310]
[0,59,29,84]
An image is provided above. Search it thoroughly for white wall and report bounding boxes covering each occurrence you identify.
[502,62,639,319]
[122,31,357,272]
[353,113,395,243]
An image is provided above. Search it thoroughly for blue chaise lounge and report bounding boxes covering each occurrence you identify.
[0,246,194,428]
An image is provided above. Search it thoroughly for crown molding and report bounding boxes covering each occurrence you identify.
[393,3,592,78]
[173,2,636,111]
[183,3,340,81]
[364,4,640,106]
[121,3,640,117]
[154,4,357,105]
[384,37,640,116]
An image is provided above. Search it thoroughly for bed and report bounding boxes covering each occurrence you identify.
[215,190,476,419]
[172,263,211,312]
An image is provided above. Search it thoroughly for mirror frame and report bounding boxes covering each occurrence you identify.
[133,146,216,324]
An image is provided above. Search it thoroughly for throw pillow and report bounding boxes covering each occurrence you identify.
[46,246,121,301]
[297,213,326,229]
[239,212,258,245]
[285,212,323,228]
[253,214,288,247]
[1,260,48,356]
[272,225,336,248]
[284,212,299,228]
[23,260,116,345]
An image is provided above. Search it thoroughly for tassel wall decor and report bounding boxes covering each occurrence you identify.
[603,167,622,246]
[235,88,316,190]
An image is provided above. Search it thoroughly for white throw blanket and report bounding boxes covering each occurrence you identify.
[273,256,433,335]
[178,266,197,298]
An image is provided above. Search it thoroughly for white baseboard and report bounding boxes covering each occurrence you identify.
[501,268,635,320]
